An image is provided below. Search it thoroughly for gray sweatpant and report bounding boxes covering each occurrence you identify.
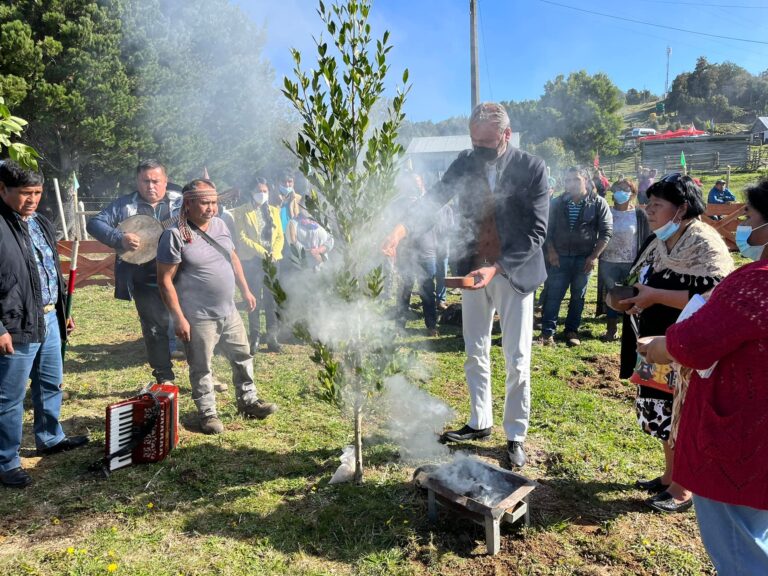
[184,309,258,417]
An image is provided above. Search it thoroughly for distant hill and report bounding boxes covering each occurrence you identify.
[620,100,750,136]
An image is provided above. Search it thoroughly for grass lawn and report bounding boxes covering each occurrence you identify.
[0,276,716,575]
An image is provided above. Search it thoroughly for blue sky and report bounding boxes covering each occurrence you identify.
[235,0,768,122]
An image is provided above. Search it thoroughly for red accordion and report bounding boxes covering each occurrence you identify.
[103,383,179,472]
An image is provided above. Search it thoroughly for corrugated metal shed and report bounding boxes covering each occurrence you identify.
[641,135,750,172]
[752,117,768,144]
[405,135,472,155]
[404,134,521,185]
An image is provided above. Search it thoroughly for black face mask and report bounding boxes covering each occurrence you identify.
[473,146,499,163]
[473,134,506,163]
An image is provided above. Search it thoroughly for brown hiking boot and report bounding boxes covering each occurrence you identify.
[565,331,581,347]
[238,399,278,420]
[200,415,224,435]
[537,333,554,346]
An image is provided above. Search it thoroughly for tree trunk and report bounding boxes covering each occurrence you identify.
[353,401,364,484]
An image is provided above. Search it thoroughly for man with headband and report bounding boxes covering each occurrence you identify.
[156,179,277,434]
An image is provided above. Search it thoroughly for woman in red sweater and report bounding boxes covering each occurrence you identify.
[640,178,768,574]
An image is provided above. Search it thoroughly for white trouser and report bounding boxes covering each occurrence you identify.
[461,275,533,441]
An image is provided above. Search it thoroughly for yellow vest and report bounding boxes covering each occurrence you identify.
[229,203,284,262]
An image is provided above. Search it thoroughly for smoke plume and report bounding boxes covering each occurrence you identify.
[382,375,455,463]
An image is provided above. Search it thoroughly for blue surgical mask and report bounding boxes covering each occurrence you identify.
[279,185,294,196]
[735,222,768,261]
[654,209,682,241]
[613,191,630,205]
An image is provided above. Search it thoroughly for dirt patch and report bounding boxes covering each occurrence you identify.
[566,354,635,401]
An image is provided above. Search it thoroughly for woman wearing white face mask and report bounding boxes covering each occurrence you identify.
[637,178,768,573]
[596,178,651,340]
[228,178,285,353]
[618,173,733,513]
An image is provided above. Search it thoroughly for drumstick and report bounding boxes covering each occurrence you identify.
[61,238,79,360]
[629,314,640,340]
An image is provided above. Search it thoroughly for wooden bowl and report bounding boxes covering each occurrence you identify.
[636,336,654,362]
[605,285,638,312]
[444,276,477,289]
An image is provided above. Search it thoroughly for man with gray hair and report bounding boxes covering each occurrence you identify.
[383,102,549,467]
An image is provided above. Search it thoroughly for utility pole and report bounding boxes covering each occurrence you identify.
[470,0,480,109]
[664,45,671,99]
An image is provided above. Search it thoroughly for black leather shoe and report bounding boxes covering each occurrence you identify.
[36,435,90,456]
[635,476,670,494]
[440,424,492,443]
[645,491,693,513]
[507,441,527,468]
[0,467,33,488]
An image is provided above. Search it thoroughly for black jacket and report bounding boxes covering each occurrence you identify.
[546,192,613,257]
[0,200,67,344]
[405,147,549,294]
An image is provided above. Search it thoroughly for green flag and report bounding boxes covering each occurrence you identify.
[680,151,686,168]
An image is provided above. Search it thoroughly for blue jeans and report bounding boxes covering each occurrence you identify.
[0,311,66,472]
[541,255,591,336]
[694,494,768,575]
[598,260,633,318]
[398,257,438,330]
[436,252,448,304]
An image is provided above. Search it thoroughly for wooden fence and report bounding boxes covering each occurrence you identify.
[641,135,750,172]
[57,240,115,288]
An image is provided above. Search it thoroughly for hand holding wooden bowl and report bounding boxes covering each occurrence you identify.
[605,285,638,313]
[444,276,477,289]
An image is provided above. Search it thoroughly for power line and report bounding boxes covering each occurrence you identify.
[634,0,768,8]
[477,0,494,101]
[537,0,768,45]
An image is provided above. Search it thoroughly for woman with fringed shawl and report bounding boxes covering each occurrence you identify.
[618,173,733,513]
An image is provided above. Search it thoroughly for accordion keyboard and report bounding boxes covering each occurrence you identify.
[108,403,134,471]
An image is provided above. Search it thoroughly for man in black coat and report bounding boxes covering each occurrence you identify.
[383,103,549,467]
[0,161,88,488]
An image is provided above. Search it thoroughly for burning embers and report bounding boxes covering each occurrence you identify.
[429,455,517,507]
[414,455,537,555]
